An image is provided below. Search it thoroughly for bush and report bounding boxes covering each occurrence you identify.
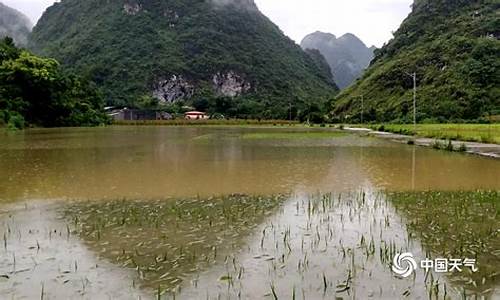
[7,112,25,129]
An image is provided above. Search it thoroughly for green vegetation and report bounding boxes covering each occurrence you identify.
[3,187,499,298]
[0,37,108,129]
[304,48,335,86]
[242,131,345,139]
[62,194,288,291]
[388,191,500,293]
[368,124,500,144]
[61,190,500,298]
[334,0,499,123]
[113,119,300,126]
[30,0,337,120]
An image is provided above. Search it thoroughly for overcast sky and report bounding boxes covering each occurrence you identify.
[4,0,413,47]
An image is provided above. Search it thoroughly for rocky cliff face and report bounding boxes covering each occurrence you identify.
[153,71,251,102]
[30,0,337,118]
[301,32,374,89]
[0,2,32,46]
[153,75,194,103]
[212,72,251,97]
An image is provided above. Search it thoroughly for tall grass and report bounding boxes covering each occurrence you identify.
[367,124,500,144]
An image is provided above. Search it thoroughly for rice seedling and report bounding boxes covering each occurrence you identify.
[61,194,288,292]
[387,190,500,295]
[1,189,493,299]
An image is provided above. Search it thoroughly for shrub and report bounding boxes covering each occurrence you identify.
[7,112,25,129]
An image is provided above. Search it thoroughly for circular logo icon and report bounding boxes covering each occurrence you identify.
[392,252,417,278]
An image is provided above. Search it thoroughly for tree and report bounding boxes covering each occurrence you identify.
[0,37,108,128]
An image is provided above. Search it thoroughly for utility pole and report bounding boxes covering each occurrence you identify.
[405,71,417,134]
[412,72,417,134]
[361,95,364,124]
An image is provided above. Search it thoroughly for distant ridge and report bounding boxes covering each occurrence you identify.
[0,2,32,46]
[301,31,375,89]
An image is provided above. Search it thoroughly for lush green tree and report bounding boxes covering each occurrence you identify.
[0,37,108,128]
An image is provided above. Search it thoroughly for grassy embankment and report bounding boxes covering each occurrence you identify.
[366,124,500,144]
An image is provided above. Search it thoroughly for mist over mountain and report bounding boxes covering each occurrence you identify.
[0,2,32,46]
[29,0,337,120]
[301,31,375,89]
[334,0,499,123]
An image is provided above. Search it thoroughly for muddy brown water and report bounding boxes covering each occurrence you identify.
[0,126,499,299]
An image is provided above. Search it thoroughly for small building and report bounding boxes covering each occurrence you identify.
[184,111,209,120]
[108,108,174,121]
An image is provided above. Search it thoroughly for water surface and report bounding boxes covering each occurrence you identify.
[0,126,499,299]
[1,126,499,201]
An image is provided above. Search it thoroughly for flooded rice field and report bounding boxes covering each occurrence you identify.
[0,126,499,299]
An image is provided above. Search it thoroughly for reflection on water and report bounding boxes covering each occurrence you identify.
[61,195,287,291]
[0,202,147,299]
[1,126,500,201]
[8,191,493,299]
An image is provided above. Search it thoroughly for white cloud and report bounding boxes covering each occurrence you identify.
[4,0,412,47]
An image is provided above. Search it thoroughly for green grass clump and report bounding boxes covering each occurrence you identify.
[242,131,345,140]
[387,191,500,292]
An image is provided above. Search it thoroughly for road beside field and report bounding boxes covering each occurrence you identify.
[345,127,500,159]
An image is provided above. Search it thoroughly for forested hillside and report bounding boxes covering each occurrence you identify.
[30,0,338,120]
[334,0,499,123]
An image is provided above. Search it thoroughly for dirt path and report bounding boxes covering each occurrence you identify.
[345,127,500,159]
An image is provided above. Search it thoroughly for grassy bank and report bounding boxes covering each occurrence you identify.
[366,124,500,144]
[113,119,300,127]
